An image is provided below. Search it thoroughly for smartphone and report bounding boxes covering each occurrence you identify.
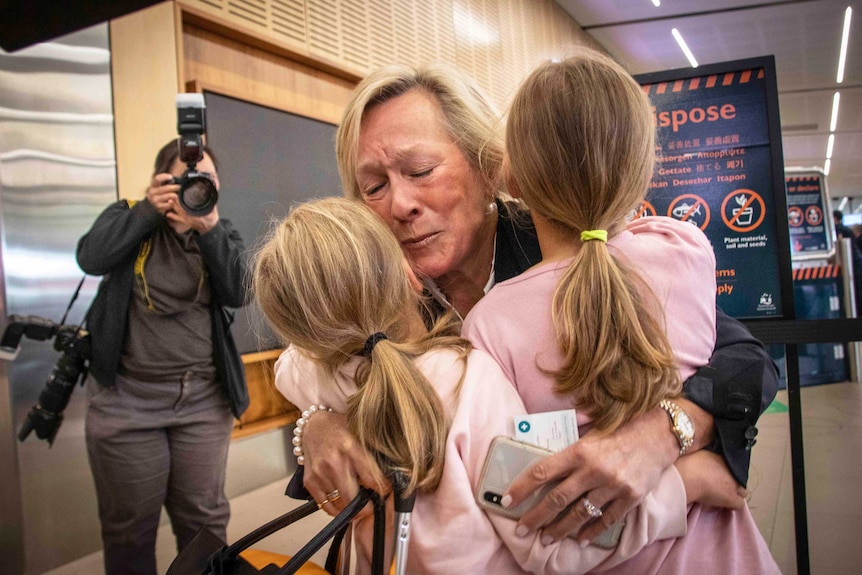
[475,436,557,520]
[475,436,624,549]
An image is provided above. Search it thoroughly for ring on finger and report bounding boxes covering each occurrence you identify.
[582,497,603,519]
[317,498,330,510]
[326,489,340,503]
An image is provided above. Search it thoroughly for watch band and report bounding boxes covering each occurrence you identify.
[659,399,694,456]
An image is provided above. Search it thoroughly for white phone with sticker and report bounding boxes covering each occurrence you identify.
[475,436,624,549]
[476,436,557,520]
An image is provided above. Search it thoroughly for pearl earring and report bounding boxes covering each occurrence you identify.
[485,200,498,216]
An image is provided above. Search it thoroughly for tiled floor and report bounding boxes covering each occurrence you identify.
[41,480,334,574]
[747,382,862,575]
[44,382,862,574]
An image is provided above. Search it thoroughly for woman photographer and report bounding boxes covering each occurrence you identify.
[76,139,248,575]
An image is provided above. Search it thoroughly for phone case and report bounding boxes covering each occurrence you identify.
[475,436,625,549]
[475,436,556,520]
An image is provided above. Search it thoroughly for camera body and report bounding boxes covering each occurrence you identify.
[174,93,218,217]
[1,315,91,445]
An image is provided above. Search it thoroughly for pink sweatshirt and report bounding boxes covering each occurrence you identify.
[462,216,779,574]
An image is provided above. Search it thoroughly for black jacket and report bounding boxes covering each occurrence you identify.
[76,199,250,418]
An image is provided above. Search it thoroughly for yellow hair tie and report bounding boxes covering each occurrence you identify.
[580,229,608,243]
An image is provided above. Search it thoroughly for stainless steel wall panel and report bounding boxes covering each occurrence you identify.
[0,24,116,575]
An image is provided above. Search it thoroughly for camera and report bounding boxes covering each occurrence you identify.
[1,315,91,446]
[173,93,218,217]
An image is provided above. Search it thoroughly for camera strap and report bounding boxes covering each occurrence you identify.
[60,275,87,328]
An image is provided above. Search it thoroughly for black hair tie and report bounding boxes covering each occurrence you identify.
[363,332,388,358]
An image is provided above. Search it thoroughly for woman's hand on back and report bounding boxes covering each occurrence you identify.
[503,406,681,545]
[301,410,390,515]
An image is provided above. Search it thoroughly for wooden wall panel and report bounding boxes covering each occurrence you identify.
[234,350,299,437]
[182,24,354,124]
[177,0,599,112]
[110,2,181,200]
[270,0,308,45]
[366,0,396,69]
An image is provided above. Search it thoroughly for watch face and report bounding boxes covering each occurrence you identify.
[676,413,694,438]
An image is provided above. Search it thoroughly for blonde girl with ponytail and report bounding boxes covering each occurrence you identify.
[254,198,463,497]
[463,48,778,572]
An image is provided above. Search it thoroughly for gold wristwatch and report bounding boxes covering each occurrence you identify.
[659,399,694,455]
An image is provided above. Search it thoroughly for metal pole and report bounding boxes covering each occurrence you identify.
[786,343,810,575]
[391,471,416,575]
[836,238,861,382]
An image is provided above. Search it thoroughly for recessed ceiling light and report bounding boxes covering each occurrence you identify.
[652,0,661,7]
[830,92,841,132]
[837,7,853,83]
[826,134,835,159]
[672,28,698,68]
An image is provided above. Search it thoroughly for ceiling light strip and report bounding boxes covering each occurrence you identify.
[830,92,841,132]
[837,7,853,83]
[824,158,831,176]
[671,28,698,68]
[826,134,835,159]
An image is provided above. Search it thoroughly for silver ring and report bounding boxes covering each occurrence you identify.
[582,497,603,518]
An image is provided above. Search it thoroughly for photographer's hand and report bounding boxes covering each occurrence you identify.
[167,203,219,234]
[146,174,180,216]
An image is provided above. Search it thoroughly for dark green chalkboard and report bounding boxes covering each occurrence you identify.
[205,91,341,354]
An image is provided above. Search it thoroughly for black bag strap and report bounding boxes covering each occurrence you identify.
[276,488,386,575]
[201,488,379,575]
[370,490,387,575]
[323,521,350,573]
[220,500,319,564]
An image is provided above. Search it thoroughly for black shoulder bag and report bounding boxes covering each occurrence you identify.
[167,487,387,575]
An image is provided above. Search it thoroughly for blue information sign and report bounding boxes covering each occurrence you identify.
[785,172,832,257]
[637,68,783,318]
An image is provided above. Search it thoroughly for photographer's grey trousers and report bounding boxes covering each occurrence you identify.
[85,372,233,575]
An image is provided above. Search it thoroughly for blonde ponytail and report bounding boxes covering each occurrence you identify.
[506,48,682,432]
[551,242,679,432]
[350,338,449,494]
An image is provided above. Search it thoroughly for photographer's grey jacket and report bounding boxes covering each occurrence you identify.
[76,199,249,418]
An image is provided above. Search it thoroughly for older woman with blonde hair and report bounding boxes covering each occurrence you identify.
[290,58,778,546]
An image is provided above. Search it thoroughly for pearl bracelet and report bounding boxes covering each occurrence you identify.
[292,405,332,466]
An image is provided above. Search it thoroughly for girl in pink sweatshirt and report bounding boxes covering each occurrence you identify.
[462,47,778,574]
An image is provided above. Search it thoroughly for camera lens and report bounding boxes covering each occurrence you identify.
[178,172,218,217]
[483,492,503,505]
